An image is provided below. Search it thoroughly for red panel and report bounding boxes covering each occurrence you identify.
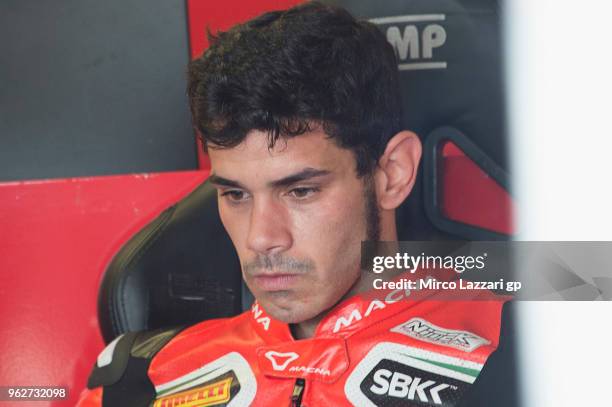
[187,0,304,170]
[440,141,515,235]
[0,171,207,406]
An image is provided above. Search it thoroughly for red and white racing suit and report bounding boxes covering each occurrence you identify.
[78,286,508,407]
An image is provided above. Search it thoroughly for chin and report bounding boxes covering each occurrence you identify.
[264,300,319,324]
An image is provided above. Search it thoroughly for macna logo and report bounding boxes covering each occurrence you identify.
[264,351,299,371]
[370,14,448,71]
[289,365,332,377]
[251,302,271,331]
[332,288,412,333]
[391,318,490,352]
[264,351,332,377]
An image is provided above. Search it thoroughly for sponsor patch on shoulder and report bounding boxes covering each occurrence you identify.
[345,342,483,406]
[154,352,256,407]
[153,374,233,407]
[391,318,490,352]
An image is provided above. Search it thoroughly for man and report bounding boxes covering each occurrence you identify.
[78,2,509,406]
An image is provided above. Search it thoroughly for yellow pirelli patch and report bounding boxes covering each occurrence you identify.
[153,377,232,407]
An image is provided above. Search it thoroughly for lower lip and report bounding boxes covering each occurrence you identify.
[253,274,300,291]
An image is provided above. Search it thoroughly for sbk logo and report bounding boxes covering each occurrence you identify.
[361,360,466,406]
[264,351,299,371]
[345,343,479,407]
[370,368,453,405]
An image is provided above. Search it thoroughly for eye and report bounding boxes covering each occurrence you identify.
[287,187,319,200]
[220,190,250,204]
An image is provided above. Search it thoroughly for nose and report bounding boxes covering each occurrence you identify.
[246,197,293,255]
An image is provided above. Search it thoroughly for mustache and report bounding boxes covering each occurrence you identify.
[242,254,315,275]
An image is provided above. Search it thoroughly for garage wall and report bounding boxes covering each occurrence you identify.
[0,0,197,181]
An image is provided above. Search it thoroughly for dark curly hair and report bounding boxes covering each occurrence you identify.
[187,1,401,176]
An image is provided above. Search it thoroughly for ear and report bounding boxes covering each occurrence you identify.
[374,131,422,210]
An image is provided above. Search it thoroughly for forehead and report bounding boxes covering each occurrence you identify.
[207,129,357,181]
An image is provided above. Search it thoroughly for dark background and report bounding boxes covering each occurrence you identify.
[0,0,198,181]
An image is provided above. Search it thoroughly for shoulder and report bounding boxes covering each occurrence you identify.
[86,326,184,406]
[85,312,252,406]
[171,311,252,341]
[457,301,518,406]
[151,311,256,369]
[87,327,183,389]
[342,301,512,407]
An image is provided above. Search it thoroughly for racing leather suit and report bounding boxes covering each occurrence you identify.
[77,286,509,407]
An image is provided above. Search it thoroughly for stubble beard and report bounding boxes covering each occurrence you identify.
[364,174,381,242]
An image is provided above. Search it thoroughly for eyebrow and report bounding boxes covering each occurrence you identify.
[269,168,331,188]
[208,168,331,190]
[208,174,244,189]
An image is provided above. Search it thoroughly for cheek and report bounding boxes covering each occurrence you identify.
[300,187,366,237]
[293,188,367,266]
[218,203,248,253]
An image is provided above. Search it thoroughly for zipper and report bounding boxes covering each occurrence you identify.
[290,378,306,407]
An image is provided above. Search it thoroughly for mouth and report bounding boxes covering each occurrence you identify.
[251,273,301,291]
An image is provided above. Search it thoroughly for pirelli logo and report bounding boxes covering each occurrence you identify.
[153,377,232,407]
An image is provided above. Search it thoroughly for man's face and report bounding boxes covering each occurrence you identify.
[208,129,376,324]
